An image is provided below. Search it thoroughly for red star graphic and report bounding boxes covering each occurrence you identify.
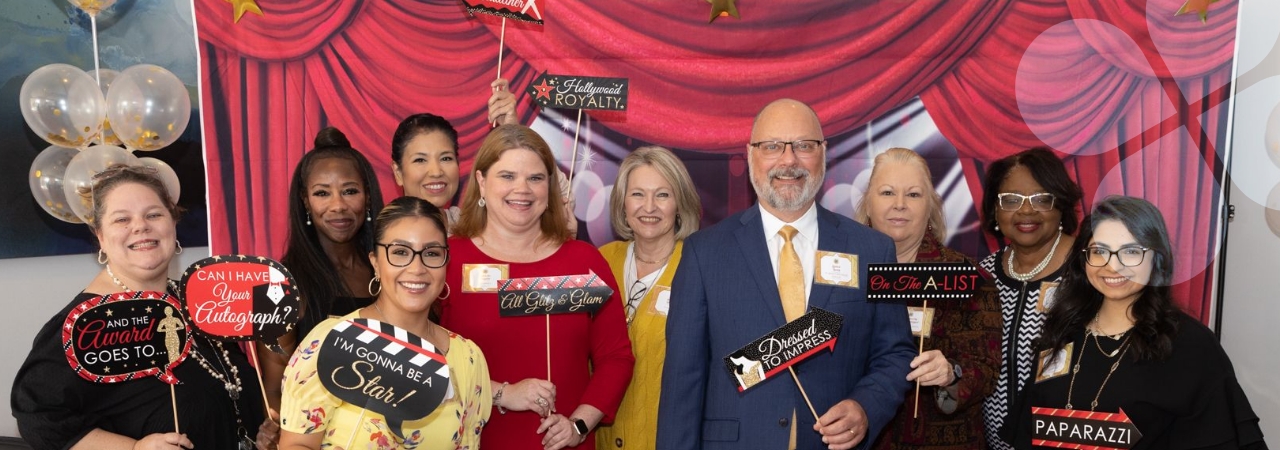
[534,79,554,101]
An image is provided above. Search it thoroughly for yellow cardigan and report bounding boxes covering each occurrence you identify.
[595,240,683,450]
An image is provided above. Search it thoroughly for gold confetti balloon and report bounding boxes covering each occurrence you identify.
[61,145,138,224]
[67,0,118,16]
[28,145,84,224]
[105,64,191,152]
[88,69,122,146]
[19,64,105,149]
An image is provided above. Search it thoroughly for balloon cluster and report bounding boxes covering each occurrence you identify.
[20,62,189,224]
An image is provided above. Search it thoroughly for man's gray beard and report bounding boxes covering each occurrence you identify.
[750,164,824,213]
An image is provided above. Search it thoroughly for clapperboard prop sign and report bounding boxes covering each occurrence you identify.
[526,72,629,192]
[180,254,302,419]
[1031,407,1142,449]
[867,262,982,417]
[318,318,451,440]
[62,290,191,432]
[724,308,842,421]
[498,271,614,381]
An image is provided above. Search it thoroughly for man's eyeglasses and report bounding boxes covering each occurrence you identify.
[997,193,1056,212]
[376,243,449,268]
[749,140,825,158]
[1082,246,1151,267]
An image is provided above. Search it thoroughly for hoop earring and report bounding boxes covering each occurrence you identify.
[97,249,108,265]
[478,198,486,208]
[368,275,381,296]
[306,212,312,226]
[174,240,183,255]
[438,282,451,300]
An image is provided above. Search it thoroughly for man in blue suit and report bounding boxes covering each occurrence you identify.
[658,99,915,449]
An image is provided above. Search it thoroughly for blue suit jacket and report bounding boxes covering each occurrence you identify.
[657,205,915,449]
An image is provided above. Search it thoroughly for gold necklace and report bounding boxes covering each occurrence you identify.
[634,244,674,265]
[1065,332,1133,411]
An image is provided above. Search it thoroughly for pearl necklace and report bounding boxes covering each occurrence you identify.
[105,264,176,293]
[191,338,244,400]
[1006,229,1062,282]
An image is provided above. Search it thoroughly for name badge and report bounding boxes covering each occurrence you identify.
[651,286,671,316]
[814,251,858,288]
[1038,281,1060,313]
[463,264,509,293]
[1035,343,1072,383]
[907,306,935,337]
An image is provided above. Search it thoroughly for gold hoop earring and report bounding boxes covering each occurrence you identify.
[368,275,381,296]
[97,249,108,265]
[174,240,183,255]
[438,282,451,300]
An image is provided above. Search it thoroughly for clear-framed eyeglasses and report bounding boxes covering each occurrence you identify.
[1082,246,1151,267]
[997,192,1056,212]
[749,140,826,158]
[376,243,449,268]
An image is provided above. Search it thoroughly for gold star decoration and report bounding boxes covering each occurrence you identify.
[1175,0,1220,22]
[226,0,264,24]
[145,306,153,313]
[707,0,739,23]
[105,309,113,317]
[104,366,111,373]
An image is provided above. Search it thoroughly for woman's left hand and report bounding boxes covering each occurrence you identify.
[906,349,954,387]
[537,413,585,450]
[255,408,280,449]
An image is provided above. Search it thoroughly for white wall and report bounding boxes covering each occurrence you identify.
[1221,0,1280,442]
[0,248,209,438]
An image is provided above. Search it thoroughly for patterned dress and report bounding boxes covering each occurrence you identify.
[280,311,491,450]
[979,250,1065,450]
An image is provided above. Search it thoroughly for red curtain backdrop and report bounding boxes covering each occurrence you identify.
[196,0,1236,320]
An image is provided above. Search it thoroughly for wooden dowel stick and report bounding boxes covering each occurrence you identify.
[170,384,180,434]
[567,109,584,192]
[913,299,928,418]
[343,409,368,450]
[248,343,272,416]
[546,315,552,382]
[496,18,506,80]
[788,367,820,421]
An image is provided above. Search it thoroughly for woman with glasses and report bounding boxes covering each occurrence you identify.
[440,124,633,450]
[1009,196,1266,449]
[278,196,491,449]
[978,147,1082,450]
[854,148,1001,450]
[595,146,701,450]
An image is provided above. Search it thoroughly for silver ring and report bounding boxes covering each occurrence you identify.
[536,397,548,407]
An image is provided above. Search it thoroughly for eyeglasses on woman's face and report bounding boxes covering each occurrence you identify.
[1082,245,1150,267]
[997,192,1055,212]
[376,243,449,268]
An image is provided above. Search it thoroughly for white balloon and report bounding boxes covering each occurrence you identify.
[19,64,105,149]
[28,145,84,223]
[135,157,182,204]
[105,64,191,151]
[62,145,139,224]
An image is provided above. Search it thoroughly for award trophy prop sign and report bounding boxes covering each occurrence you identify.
[63,290,190,432]
[497,271,614,382]
[867,261,982,417]
[723,308,843,421]
[1031,407,1142,449]
[317,318,451,440]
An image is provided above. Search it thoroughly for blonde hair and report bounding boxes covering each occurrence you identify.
[452,124,571,244]
[609,146,702,241]
[854,147,946,241]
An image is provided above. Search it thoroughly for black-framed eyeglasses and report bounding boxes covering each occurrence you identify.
[628,280,649,304]
[1082,246,1151,267]
[997,192,1056,212]
[376,243,449,268]
[749,140,826,158]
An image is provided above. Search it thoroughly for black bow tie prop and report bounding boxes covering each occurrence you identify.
[867,262,982,418]
[62,290,191,432]
[1031,407,1142,449]
[317,318,451,441]
[724,308,843,421]
[497,271,615,382]
[179,254,302,421]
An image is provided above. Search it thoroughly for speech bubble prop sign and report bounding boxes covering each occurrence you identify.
[723,308,842,392]
[179,255,300,351]
[527,74,629,111]
[867,262,982,305]
[1031,407,1142,449]
[317,318,451,440]
[62,291,190,384]
[462,0,544,24]
[496,271,614,317]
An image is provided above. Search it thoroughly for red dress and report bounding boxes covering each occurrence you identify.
[440,237,635,450]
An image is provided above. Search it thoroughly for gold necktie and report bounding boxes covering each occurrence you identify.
[778,225,805,322]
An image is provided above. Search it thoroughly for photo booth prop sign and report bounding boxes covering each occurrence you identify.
[527,74,629,111]
[723,308,842,391]
[462,0,544,24]
[1031,407,1142,449]
[867,262,982,305]
[317,318,451,440]
[62,291,190,384]
[496,271,614,317]
[179,255,300,351]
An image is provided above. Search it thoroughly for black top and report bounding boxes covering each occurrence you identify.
[1011,313,1267,450]
[295,295,373,341]
[12,292,265,450]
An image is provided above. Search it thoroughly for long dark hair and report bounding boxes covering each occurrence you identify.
[391,113,459,166]
[1039,196,1180,362]
[281,127,385,328]
[371,196,448,247]
[981,147,1083,239]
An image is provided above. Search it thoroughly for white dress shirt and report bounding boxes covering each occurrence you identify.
[759,203,819,304]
